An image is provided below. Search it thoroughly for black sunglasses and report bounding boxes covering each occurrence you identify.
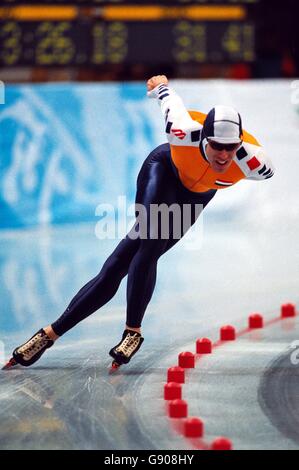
[208,140,241,152]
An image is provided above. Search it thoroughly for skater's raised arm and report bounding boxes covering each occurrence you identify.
[147,75,201,144]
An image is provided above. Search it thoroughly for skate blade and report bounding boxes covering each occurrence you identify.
[2,358,18,370]
[109,360,121,373]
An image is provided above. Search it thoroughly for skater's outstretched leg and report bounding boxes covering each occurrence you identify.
[4,235,140,369]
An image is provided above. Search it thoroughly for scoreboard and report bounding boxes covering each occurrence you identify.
[0,1,258,67]
[0,21,255,66]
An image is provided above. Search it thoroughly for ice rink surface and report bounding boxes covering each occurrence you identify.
[0,80,299,450]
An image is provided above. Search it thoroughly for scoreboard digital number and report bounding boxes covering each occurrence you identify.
[0,20,255,66]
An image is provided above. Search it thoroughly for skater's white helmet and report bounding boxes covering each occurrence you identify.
[203,105,243,144]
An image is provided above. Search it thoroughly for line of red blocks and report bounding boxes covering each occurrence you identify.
[164,302,297,450]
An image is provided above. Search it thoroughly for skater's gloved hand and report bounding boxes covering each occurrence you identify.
[147,75,169,97]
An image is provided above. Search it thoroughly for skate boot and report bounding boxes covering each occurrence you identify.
[2,329,54,370]
[109,329,144,370]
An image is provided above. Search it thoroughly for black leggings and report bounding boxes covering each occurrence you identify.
[51,144,217,335]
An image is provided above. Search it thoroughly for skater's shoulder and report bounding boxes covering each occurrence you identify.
[188,110,207,126]
[242,129,261,147]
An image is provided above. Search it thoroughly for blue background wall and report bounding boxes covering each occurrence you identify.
[0,83,159,229]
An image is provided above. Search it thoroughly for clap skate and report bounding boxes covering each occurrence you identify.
[109,329,144,371]
[2,329,54,370]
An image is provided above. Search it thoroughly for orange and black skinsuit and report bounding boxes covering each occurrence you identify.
[51,86,274,334]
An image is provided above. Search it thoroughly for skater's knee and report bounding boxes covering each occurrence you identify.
[101,254,127,279]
